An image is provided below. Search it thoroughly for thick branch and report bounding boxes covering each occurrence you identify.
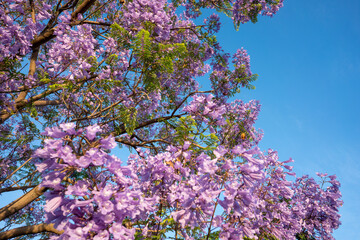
[71,0,97,20]
[14,46,40,109]
[0,75,97,124]
[0,223,63,240]
[32,100,61,106]
[0,185,47,221]
[0,185,37,194]
[29,0,36,23]
[0,85,62,124]
[80,20,111,26]
[31,0,97,49]
[30,28,56,50]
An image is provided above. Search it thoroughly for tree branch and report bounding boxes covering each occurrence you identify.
[113,114,184,137]
[71,0,96,20]
[13,46,40,111]
[0,185,47,221]
[0,185,38,194]
[80,20,111,26]
[29,0,36,23]
[171,90,213,117]
[0,223,63,240]
[0,75,97,124]
[32,100,61,106]
[31,0,97,49]
[1,1,101,125]
[0,157,33,185]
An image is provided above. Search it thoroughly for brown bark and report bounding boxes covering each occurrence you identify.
[71,0,97,20]
[0,157,33,185]
[0,85,63,124]
[14,45,40,104]
[0,223,63,240]
[1,1,100,125]
[0,185,37,194]
[29,0,36,23]
[32,100,61,106]
[0,185,47,221]
[31,0,97,49]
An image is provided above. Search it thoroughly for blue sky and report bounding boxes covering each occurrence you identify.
[215,0,360,239]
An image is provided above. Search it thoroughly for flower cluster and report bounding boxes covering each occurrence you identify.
[41,12,98,82]
[35,123,158,240]
[33,122,342,240]
[204,14,221,34]
[233,0,284,25]
[184,95,262,148]
[210,48,256,99]
[292,173,343,240]
[122,0,172,41]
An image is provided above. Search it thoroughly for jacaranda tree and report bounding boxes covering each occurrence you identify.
[0,0,342,239]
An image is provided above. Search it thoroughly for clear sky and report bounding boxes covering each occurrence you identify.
[215,0,360,239]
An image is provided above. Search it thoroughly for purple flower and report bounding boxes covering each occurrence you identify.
[42,126,66,138]
[94,230,110,240]
[65,180,90,196]
[109,222,135,240]
[44,195,63,213]
[76,155,91,168]
[59,122,76,135]
[86,124,101,140]
[100,135,117,149]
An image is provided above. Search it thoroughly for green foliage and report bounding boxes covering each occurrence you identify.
[2,114,40,149]
[86,55,99,73]
[213,1,233,18]
[0,57,23,77]
[105,54,119,66]
[38,69,51,84]
[132,29,188,92]
[173,115,198,144]
[199,132,219,150]
[29,105,38,118]
[205,230,221,240]
[110,23,132,48]
[114,106,138,135]
[296,230,316,240]
[233,72,258,92]
[0,57,25,106]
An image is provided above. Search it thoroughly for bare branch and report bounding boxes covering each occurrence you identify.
[0,185,47,221]
[0,223,63,240]
[29,0,36,23]
[31,0,97,49]
[0,157,33,185]
[171,90,213,117]
[0,75,97,124]
[115,138,155,149]
[0,185,38,194]
[80,20,111,26]
[32,100,61,106]
[71,0,96,20]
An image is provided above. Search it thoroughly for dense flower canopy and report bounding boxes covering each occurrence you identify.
[0,0,342,240]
